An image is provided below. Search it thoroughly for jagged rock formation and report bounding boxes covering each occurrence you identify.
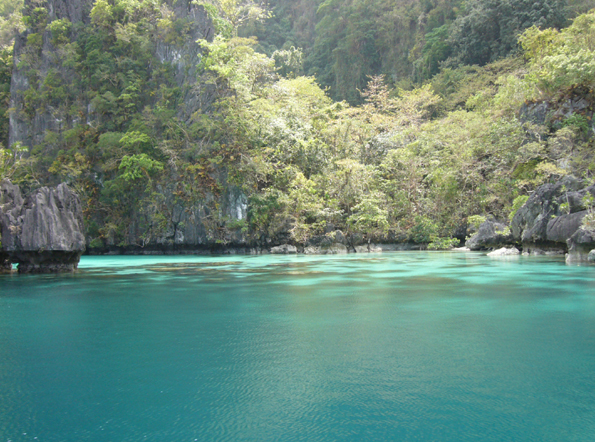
[9,0,250,253]
[466,219,513,251]
[465,176,595,259]
[0,180,85,272]
[567,228,595,263]
[520,90,595,137]
[510,175,595,256]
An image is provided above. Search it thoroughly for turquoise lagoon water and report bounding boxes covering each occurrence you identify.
[1,252,595,441]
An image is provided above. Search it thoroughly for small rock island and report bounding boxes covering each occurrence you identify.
[0,180,85,273]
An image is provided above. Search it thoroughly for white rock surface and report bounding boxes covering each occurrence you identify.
[270,244,297,254]
[487,247,520,257]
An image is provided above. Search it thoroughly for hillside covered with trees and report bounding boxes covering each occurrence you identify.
[1,0,595,252]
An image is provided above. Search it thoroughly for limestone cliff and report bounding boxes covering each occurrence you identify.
[0,180,85,272]
[10,0,213,148]
[7,0,260,253]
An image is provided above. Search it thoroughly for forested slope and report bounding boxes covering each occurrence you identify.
[252,0,592,102]
[1,0,594,252]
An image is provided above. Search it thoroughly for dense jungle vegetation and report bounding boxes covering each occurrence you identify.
[1,0,595,249]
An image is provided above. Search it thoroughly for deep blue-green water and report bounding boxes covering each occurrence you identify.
[1,252,595,441]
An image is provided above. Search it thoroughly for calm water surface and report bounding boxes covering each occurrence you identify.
[1,252,595,441]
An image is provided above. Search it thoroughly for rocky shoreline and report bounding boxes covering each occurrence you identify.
[464,175,595,262]
[84,242,425,256]
[3,175,595,273]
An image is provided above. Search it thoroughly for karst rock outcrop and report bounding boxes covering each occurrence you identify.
[510,176,595,259]
[465,176,595,260]
[0,180,85,272]
[465,219,513,251]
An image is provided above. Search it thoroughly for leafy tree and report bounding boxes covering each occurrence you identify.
[416,24,452,80]
[194,0,270,37]
[448,0,567,66]
[0,0,24,49]
[519,11,595,98]
[0,143,27,181]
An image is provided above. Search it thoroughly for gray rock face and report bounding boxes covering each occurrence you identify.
[520,95,595,138]
[511,176,595,251]
[45,0,94,23]
[546,211,587,243]
[10,0,213,149]
[270,244,297,254]
[466,220,512,250]
[567,228,595,263]
[522,246,565,256]
[354,243,382,253]
[588,250,595,263]
[9,0,94,148]
[511,176,581,242]
[303,244,348,255]
[0,180,85,272]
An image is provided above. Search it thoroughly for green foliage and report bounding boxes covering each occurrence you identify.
[23,6,48,31]
[194,0,270,37]
[582,193,595,210]
[90,0,118,29]
[272,46,303,78]
[198,36,275,99]
[519,12,595,99]
[0,0,24,49]
[468,215,487,230]
[417,25,452,81]
[427,236,460,250]
[346,192,389,236]
[48,18,72,46]
[509,195,529,221]
[495,226,511,236]
[254,0,591,103]
[448,0,567,67]
[0,142,27,180]
[7,1,595,249]
[562,114,590,136]
[119,154,163,182]
[409,216,438,244]
[247,188,283,233]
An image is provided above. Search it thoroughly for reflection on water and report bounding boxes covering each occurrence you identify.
[1,252,595,442]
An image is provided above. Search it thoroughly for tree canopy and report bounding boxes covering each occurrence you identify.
[2,0,595,249]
